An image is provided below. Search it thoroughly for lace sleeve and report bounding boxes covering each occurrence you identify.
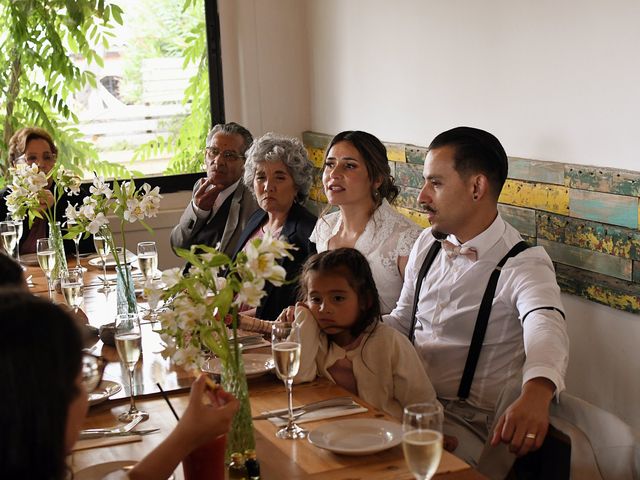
[396,223,422,257]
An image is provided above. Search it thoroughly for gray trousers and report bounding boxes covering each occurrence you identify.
[441,380,522,480]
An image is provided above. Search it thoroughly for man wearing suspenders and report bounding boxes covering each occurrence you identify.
[385,127,569,478]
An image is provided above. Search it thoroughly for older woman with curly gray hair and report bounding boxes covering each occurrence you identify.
[231,133,317,321]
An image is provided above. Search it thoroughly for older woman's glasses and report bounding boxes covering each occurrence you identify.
[82,352,107,392]
[204,147,244,163]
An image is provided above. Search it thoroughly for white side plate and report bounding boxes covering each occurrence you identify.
[203,353,274,379]
[307,418,403,455]
[88,380,122,406]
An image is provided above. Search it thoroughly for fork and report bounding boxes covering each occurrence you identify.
[274,403,361,420]
[81,415,144,435]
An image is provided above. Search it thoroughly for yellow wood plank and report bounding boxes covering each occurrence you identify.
[306,147,325,169]
[384,143,406,163]
[499,179,569,215]
[394,206,430,228]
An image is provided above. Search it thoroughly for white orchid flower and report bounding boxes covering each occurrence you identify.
[90,176,112,199]
[87,212,108,234]
[161,267,183,288]
[234,279,266,308]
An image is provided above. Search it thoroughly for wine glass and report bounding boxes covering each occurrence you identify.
[93,232,113,293]
[0,221,17,258]
[10,218,23,265]
[114,313,148,422]
[402,402,444,480]
[143,277,163,323]
[36,237,57,300]
[61,268,84,313]
[136,241,158,280]
[66,219,86,272]
[271,321,306,439]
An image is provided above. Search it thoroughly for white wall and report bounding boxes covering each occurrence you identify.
[303,0,640,430]
[217,0,640,430]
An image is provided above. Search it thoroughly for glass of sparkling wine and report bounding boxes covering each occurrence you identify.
[66,219,86,271]
[93,232,113,292]
[136,241,158,280]
[36,238,56,300]
[0,221,17,258]
[10,218,23,264]
[115,313,148,422]
[402,402,444,480]
[61,268,84,313]
[271,321,306,439]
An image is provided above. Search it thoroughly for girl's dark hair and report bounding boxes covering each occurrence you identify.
[298,248,381,339]
[325,131,400,205]
[0,291,83,479]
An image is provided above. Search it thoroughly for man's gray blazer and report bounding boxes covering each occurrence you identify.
[170,179,258,257]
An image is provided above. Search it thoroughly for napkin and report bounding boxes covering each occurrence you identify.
[267,403,368,427]
[72,434,142,452]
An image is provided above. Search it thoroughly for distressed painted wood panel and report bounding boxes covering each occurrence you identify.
[569,189,638,229]
[388,161,396,180]
[395,187,421,211]
[384,143,406,162]
[306,147,325,168]
[497,204,536,238]
[499,180,570,215]
[565,164,640,196]
[302,131,331,150]
[405,145,428,165]
[395,162,424,189]
[555,264,640,313]
[634,261,640,284]
[508,157,564,185]
[538,238,632,281]
[537,212,640,260]
[394,206,429,228]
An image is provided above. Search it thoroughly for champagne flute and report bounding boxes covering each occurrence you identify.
[0,221,17,258]
[66,219,86,272]
[143,277,163,322]
[36,238,57,300]
[115,313,148,422]
[136,241,158,280]
[93,232,113,293]
[271,321,306,439]
[402,402,444,480]
[61,268,84,313]
[10,217,23,265]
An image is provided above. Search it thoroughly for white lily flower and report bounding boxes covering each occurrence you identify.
[161,267,183,288]
[87,212,108,234]
[65,203,78,221]
[90,176,112,199]
[234,279,266,308]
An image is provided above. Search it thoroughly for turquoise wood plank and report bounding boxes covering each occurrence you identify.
[538,238,632,280]
[302,131,332,150]
[395,187,421,211]
[405,145,428,165]
[508,157,564,185]
[497,204,536,238]
[569,189,638,229]
[395,162,423,189]
[565,164,640,196]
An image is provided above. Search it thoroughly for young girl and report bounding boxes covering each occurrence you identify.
[283,248,437,420]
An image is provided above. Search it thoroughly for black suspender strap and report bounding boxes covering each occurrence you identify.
[408,241,442,343]
[456,240,529,400]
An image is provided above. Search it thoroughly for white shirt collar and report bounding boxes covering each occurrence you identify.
[446,213,505,260]
[212,179,241,214]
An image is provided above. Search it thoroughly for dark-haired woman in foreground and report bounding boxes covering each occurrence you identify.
[0,291,238,479]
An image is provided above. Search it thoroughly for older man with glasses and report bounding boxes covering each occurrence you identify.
[170,122,258,256]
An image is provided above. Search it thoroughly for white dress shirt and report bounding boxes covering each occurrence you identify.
[384,214,569,410]
[191,179,241,219]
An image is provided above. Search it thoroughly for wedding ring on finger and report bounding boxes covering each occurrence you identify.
[525,433,536,440]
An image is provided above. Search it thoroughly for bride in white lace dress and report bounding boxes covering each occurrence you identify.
[310,131,421,314]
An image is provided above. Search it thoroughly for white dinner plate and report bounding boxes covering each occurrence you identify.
[88,380,122,406]
[75,460,136,480]
[88,250,137,270]
[307,419,403,455]
[203,353,274,379]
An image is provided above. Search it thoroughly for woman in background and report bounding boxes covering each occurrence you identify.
[0,126,93,254]
[311,130,421,314]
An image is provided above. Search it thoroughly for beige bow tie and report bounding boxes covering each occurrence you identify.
[441,239,478,262]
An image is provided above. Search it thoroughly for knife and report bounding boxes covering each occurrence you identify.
[78,428,160,440]
[252,396,354,420]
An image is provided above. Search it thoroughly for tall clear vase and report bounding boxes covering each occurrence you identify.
[48,221,68,284]
[221,349,255,460]
[116,263,138,315]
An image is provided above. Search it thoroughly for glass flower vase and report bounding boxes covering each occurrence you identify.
[116,263,138,315]
[48,221,68,283]
[221,348,255,460]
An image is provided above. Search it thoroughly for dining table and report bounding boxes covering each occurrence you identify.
[25,254,488,480]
